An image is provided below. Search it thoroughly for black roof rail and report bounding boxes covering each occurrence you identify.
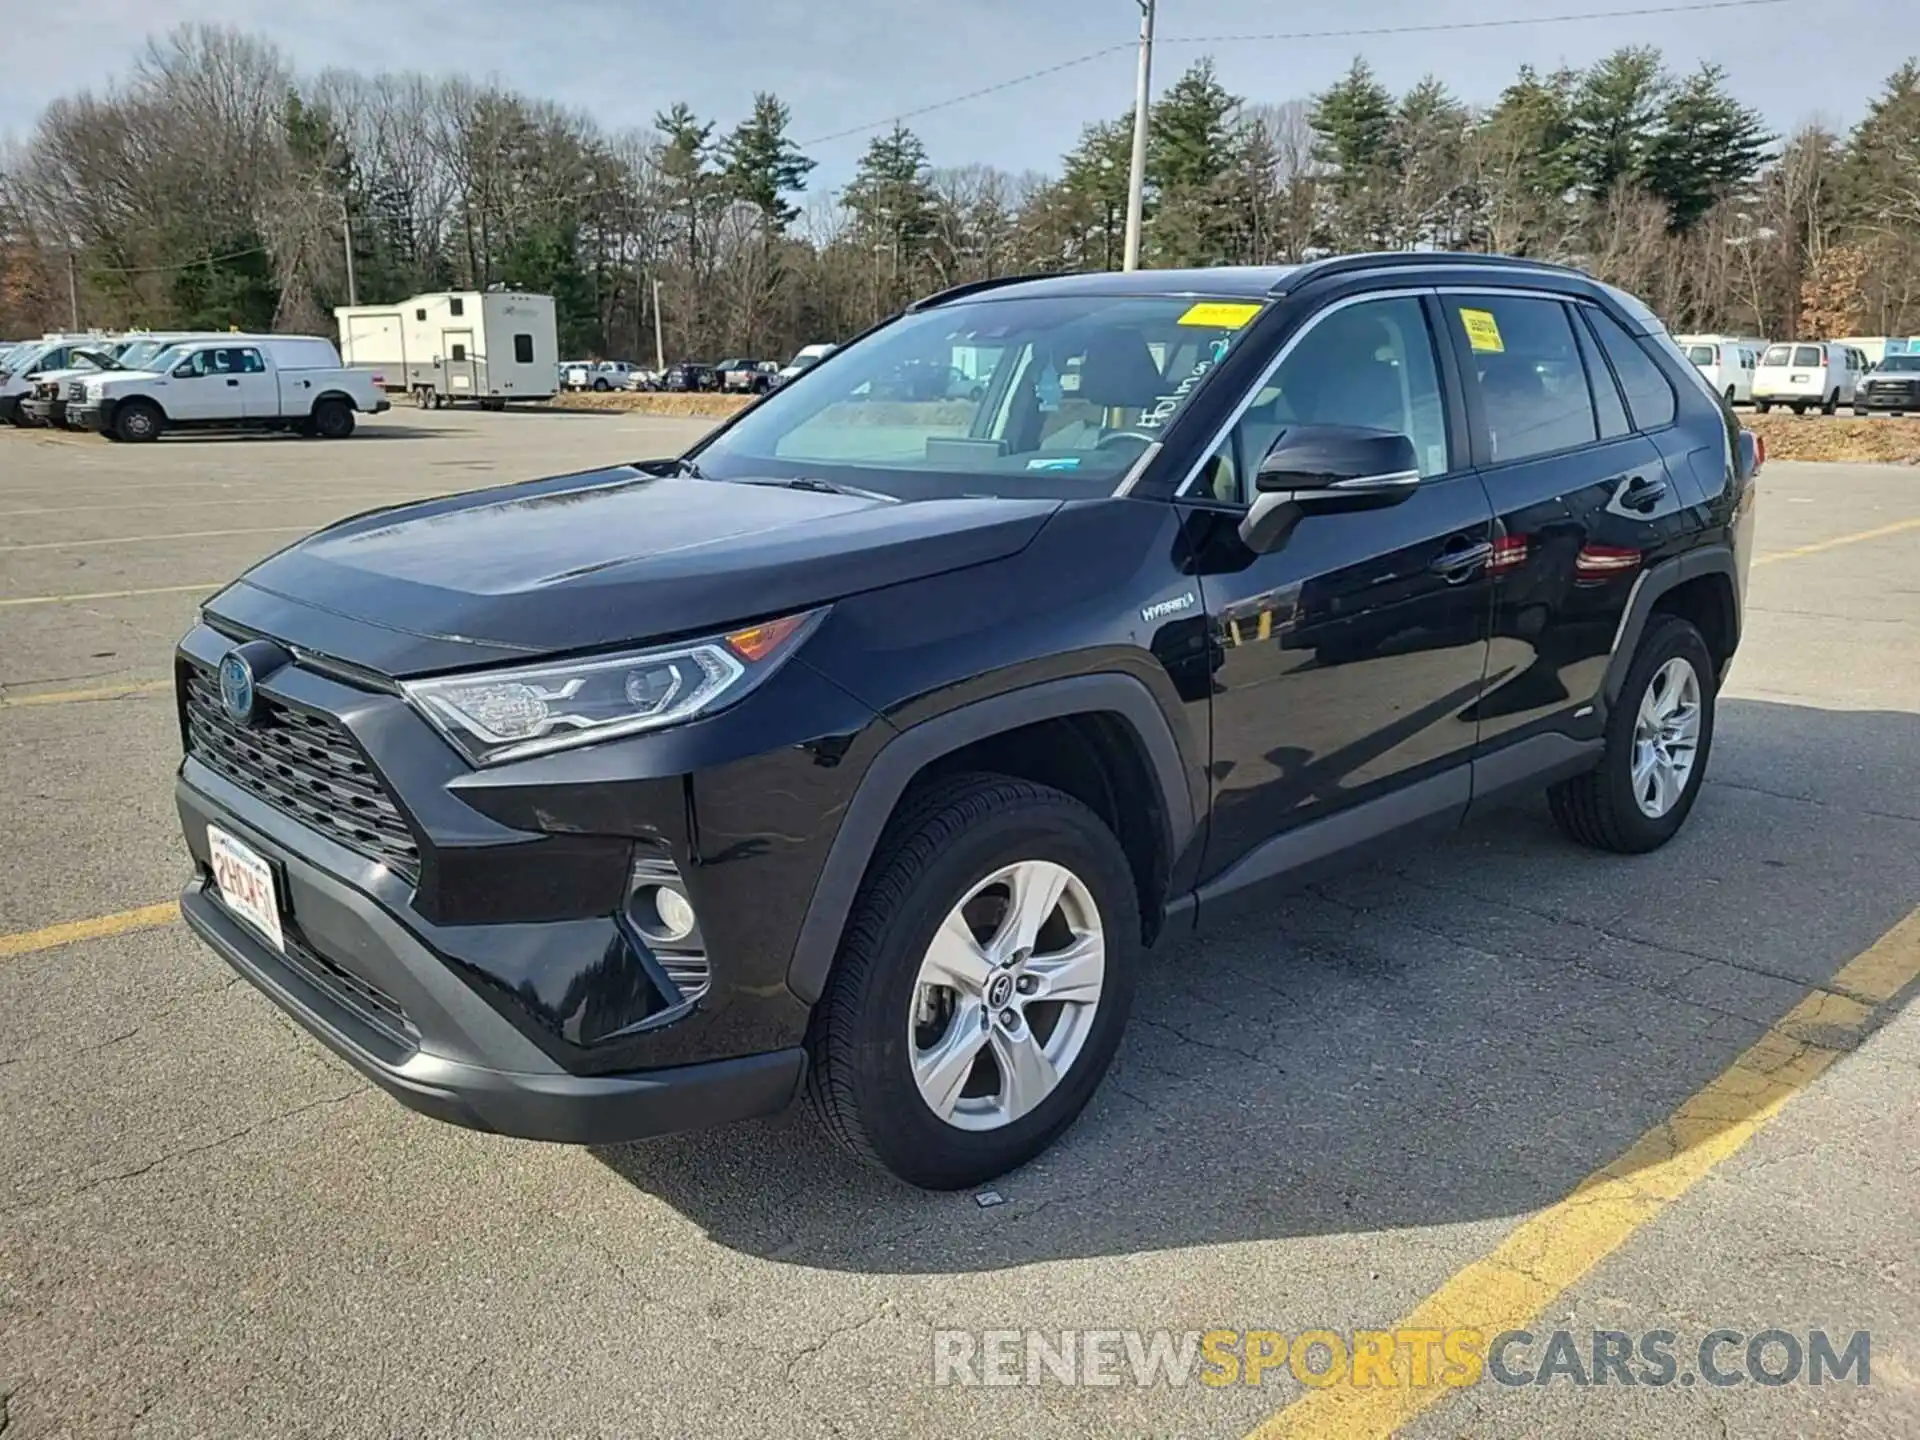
[908,272,1061,311]
[1269,251,1588,296]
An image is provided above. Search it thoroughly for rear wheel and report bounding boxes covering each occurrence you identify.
[592,377,611,392]
[1755,400,1772,414]
[113,399,163,443]
[414,385,434,409]
[1724,385,1736,403]
[1790,402,1807,415]
[1550,614,1715,854]
[311,398,355,439]
[806,774,1139,1189]
[1822,390,1839,415]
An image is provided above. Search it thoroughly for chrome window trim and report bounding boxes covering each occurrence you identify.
[1169,286,1433,501]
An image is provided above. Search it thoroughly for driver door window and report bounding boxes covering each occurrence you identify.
[1199,296,1450,504]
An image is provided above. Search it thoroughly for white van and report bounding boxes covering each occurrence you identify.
[1752,342,1861,414]
[1677,336,1761,405]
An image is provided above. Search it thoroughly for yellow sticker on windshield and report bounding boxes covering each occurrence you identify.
[1178,301,1262,330]
[1460,307,1504,353]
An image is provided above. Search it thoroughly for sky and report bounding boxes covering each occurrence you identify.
[0,0,1896,191]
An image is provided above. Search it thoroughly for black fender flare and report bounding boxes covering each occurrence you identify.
[1602,544,1739,706]
[784,673,1198,1004]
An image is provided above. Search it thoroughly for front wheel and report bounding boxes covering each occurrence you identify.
[1550,614,1715,853]
[113,400,163,443]
[806,775,1139,1189]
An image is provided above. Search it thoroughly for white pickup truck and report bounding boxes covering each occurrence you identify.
[70,335,390,442]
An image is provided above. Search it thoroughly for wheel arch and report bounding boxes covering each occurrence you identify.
[310,389,360,414]
[1603,546,1740,704]
[105,392,168,422]
[785,674,1197,1005]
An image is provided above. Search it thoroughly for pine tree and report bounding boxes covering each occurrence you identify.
[1471,65,1583,253]
[1148,59,1244,265]
[1570,47,1669,199]
[720,92,815,231]
[1837,60,1920,230]
[1644,64,1771,230]
[1057,116,1134,269]
[843,124,937,308]
[1310,58,1396,184]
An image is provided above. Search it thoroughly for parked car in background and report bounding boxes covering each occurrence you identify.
[721,360,780,394]
[1854,352,1920,415]
[71,335,390,442]
[18,345,122,426]
[1753,341,1862,414]
[562,360,641,392]
[1676,336,1761,405]
[663,361,716,392]
[170,253,1757,1189]
[1,336,111,425]
[777,343,836,384]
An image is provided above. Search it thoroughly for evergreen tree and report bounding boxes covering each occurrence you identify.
[1472,65,1581,253]
[1837,60,1920,229]
[843,124,937,307]
[720,92,815,231]
[1644,64,1771,230]
[1570,47,1669,199]
[1310,58,1396,186]
[1149,59,1241,192]
[1057,115,1134,269]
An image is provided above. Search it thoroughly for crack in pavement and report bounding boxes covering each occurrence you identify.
[3,1087,365,1220]
[1709,777,1920,825]
[781,1300,893,1385]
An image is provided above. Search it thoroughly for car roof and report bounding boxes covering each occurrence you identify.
[930,266,1298,306]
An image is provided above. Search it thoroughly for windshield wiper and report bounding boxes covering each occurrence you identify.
[738,476,898,502]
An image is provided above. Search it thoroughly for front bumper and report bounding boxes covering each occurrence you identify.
[1856,388,1918,412]
[177,774,805,1142]
[69,402,107,432]
[18,397,58,425]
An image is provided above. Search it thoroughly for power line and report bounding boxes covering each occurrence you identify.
[86,244,271,276]
[797,0,1805,149]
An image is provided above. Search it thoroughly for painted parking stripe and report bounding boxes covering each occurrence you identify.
[0,525,310,552]
[1753,515,1920,566]
[0,902,179,961]
[1245,904,1920,1440]
[0,679,173,708]
[0,582,217,608]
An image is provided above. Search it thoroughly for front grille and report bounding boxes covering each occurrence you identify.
[281,927,418,1051]
[183,664,421,883]
[66,381,85,402]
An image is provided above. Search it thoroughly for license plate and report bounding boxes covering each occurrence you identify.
[208,826,284,951]
[1791,373,1809,383]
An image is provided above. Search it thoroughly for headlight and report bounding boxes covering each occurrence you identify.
[85,380,105,398]
[401,609,825,765]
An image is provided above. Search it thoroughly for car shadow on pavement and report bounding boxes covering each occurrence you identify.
[592,698,1920,1273]
[135,425,447,443]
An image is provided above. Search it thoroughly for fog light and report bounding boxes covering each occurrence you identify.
[652,885,696,942]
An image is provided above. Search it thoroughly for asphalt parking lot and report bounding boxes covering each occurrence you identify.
[2,409,1917,1439]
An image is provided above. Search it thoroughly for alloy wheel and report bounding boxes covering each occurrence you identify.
[1631,656,1702,818]
[907,859,1105,1132]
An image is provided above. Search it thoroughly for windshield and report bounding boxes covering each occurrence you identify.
[68,348,122,371]
[1877,354,1920,373]
[117,340,177,370]
[694,293,1263,497]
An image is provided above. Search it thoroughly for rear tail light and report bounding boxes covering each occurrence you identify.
[1753,433,1766,472]
[1488,534,1529,573]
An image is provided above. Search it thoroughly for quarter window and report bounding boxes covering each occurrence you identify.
[1454,295,1596,463]
[1197,295,1450,504]
[1587,309,1678,430]
[1574,313,1631,440]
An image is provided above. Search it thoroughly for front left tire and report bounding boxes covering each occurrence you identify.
[805,774,1140,1189]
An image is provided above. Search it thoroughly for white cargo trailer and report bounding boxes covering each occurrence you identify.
[333,291,558,409]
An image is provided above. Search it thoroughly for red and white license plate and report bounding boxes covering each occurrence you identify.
[208,826,284,952]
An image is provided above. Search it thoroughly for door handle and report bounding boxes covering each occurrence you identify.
[226,378,240,387]
[1429,538,1494,581]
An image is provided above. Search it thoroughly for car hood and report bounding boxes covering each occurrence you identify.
[213,465,1059,672]
[91,368,168,386]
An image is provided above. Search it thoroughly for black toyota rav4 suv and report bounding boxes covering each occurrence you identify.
[175,254,1757,1188]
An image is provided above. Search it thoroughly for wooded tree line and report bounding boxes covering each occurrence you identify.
[3,25,1919,359]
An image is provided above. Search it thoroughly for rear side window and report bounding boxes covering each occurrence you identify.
[1793,345,1823,368]
[1453,295,1595,463]
[1586,309,1677,430]
[1574,315,1631,439]
[514,333,534,364]
[1687,345,1716,366]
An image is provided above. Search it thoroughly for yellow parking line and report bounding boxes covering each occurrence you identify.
[1753,515,1920,566]
[0,902,179,961]
[0,525,309,552]
[0,679,173,708]
[0,582,217,608]
[1246,905,1920,1440]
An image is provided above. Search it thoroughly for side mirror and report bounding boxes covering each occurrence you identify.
[172,362,196,378]
[1240,425,1421,552]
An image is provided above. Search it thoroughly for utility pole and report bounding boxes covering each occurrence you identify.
[651,277,665,371]
[66,251,80,329]
[1122,0,1155,271]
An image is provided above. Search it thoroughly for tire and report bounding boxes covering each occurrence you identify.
[311,398,355,439]
[1854,407,1869,417]
[414,386,433,410]
[1549,614,1716,854]
[593,378,611,392]
[113,399,163,443]
[1822,390,1839,415]
[1724,385,1737,403]
[805,773,1140,1189]
[1755,401,1771,414]
[1789,402,1806,415]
